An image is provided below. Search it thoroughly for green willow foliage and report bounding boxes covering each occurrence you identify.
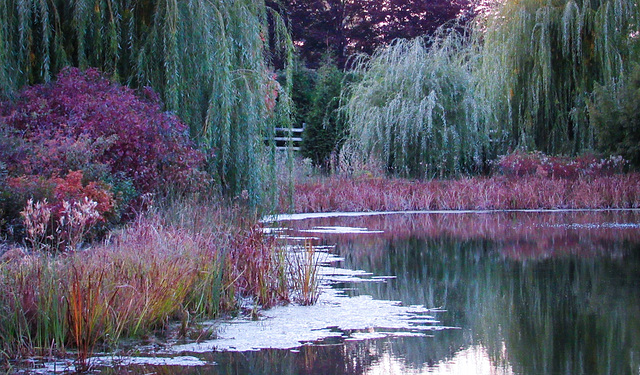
[344,0,640,178]
[480,0,640,155]
[0,0,293,208]
[590,64,640,167]
[345,31,488,178]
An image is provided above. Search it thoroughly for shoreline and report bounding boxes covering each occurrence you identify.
[265,207,640,222]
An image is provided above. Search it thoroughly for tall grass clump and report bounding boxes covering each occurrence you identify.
[478,0,640,155]
[0,255,67,360]
[0,0,293,207]
[0,197,292,366]
[344,28,488,178]
[287,239,321,306]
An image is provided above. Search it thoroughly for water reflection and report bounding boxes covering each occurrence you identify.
[285,210,640,374]
[95,210,640,374]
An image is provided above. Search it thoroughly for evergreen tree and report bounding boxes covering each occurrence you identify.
[591,64,640,168]
[302,54,349,169]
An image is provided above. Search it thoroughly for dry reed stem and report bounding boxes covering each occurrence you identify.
[288,174,640,213]
[1,199,292,363]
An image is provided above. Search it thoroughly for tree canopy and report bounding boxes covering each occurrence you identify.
[0,0,293,208]
[478,0,640,155]
[343,0,640,177]
[284,0,471,67]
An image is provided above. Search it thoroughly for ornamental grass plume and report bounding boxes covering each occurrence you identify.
[20,195,103,253]
[20,199,51,252]
[58,198,100,252]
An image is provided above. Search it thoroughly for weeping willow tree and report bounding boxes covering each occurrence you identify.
[0,0,293,208]
[344,29,489,178]
[478,0,640,155]
[344,0,640,178]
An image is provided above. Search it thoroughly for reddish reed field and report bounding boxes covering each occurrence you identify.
[287,152,639,213]
[287,174,640,213]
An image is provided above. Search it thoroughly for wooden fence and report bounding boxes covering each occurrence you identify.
[273,125,304,151]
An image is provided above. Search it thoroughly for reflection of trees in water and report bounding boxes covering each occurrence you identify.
[496,255,640,374]
[200,334,467,375]
[327,219,640,374]
[102,212,640,374]
[291,210,640,260]
[98,342,378,375]
[206,341,380,375]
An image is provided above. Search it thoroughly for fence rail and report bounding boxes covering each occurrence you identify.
[273,126,304,151]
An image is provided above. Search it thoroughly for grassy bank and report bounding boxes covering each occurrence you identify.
[286,174,640,213]
[0,197,290,371]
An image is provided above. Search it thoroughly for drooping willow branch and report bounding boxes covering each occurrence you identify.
[0,0,294,208]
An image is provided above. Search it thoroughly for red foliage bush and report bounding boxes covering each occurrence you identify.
[0,68,209,231]
[1,67,207,194]
[51,170,114,219]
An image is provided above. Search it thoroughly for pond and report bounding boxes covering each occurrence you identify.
[38,210,640,374]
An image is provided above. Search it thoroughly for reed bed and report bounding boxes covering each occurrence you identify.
[0,198,288,369]
[288,174,640,213]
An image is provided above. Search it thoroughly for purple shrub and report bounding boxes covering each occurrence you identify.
[0,68,210,230]
[1,68,207,193]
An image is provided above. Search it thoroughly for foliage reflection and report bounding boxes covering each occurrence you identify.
[298,211,640,374]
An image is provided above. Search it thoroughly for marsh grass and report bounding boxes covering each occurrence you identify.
[287,239,321,306]
[0,196,293,367]
[288,174,640,213]
[0,255,67,367]
[67,264,106,369]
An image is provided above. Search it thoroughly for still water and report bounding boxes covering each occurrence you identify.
[73,210,640,374]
